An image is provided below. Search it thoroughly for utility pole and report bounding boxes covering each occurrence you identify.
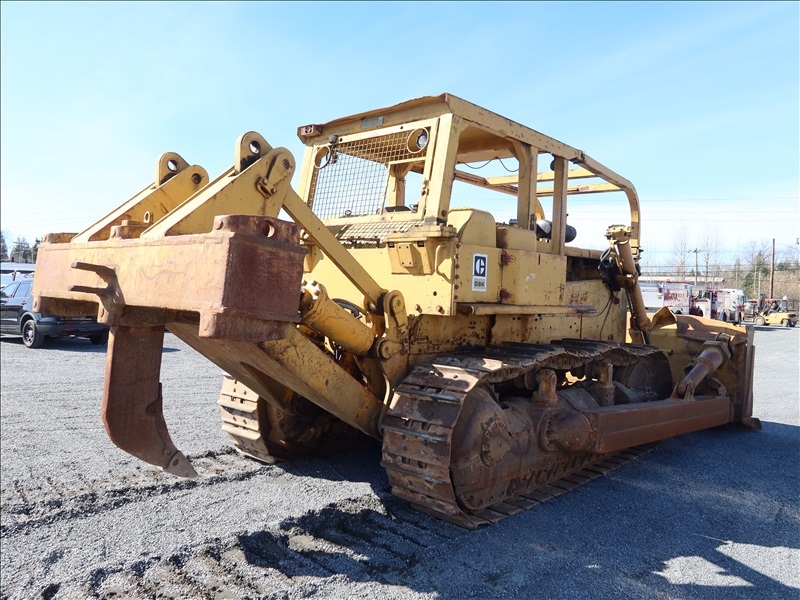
[769,238,775,299]
[689,249,699,287]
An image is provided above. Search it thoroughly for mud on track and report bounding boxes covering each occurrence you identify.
[1,330,799,599]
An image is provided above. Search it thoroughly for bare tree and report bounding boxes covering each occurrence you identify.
[777,243,800,268]
[774,243,800,304]
[699,224,720,288]
[740,240,770,298]
[730,257,744,290]
[670,224,689,280]
[638,247,656,275]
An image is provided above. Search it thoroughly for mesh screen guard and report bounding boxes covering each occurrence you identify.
[308,129,429,220]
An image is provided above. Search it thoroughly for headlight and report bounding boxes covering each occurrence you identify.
[407,128,429,153]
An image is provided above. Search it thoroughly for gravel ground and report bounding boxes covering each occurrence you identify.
[1,326,798,599]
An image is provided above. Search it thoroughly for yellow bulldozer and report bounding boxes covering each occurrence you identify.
[32,94,759,528]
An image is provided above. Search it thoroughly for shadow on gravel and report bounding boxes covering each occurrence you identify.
[499,421,800,600]
[236,421,799,599]
[597,421,800,599]
[237,495,461,594]
[277,439,387,486]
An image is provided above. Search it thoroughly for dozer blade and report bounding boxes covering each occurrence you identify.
[102,325,197,477]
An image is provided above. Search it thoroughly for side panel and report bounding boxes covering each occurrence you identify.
[499,250,566,306]
[306,246,456,315]
[491,288,628,344]
[408,314,492,357]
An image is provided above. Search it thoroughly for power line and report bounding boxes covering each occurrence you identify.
[641,266,800,270]
[638,196,799,202]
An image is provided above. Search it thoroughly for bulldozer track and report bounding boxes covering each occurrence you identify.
[381,340,664,528]
[217,376,369,464]
[217,382,278,464]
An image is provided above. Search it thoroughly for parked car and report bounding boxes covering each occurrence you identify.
[0,277,109,348]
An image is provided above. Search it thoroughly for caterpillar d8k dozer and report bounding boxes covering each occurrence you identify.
[33,94,760,528]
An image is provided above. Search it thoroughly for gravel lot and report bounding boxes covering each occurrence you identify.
[1,326,798,599]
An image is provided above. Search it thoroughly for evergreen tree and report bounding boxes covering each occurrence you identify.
[0,231,8,262]
[11,237,31,263]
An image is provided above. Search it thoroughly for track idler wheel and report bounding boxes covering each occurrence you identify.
[449,387,514,511]
[612,353,673,403]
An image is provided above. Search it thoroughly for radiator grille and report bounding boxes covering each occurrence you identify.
[309,130,428,219]
[337,220,417,244]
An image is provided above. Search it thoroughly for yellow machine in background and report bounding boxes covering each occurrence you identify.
[33,94,758,527]
[752,297,798,327]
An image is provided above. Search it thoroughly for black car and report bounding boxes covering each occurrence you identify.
[0,278,109,348]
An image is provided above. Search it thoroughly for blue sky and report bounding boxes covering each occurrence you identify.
[2,1,798,266]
